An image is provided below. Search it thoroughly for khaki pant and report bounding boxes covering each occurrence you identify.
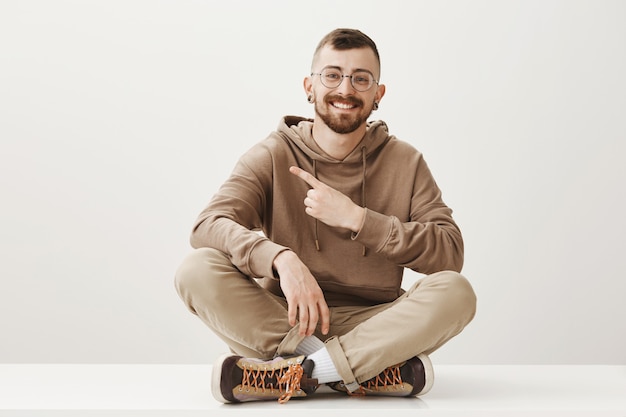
[175,248,476,386]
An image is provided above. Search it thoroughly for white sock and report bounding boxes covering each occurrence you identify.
[307,347,341,384]
[294,336,325,356]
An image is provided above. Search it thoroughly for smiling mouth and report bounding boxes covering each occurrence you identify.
[325,95,362,111]
[331,101,357,110]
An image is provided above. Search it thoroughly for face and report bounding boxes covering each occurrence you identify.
[306,46,385,135]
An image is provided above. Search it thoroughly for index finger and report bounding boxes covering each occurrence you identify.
[318,301,330,335]
[289,166,324,189]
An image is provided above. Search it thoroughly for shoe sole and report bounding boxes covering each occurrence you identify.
[416,353,435,395]
[211,353,234,403]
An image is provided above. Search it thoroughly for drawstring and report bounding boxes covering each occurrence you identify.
[311,148,367,256]
[360,147,367,256]
[313,159,320,251]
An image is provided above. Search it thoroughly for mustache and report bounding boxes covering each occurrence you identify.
[324,94,364,107]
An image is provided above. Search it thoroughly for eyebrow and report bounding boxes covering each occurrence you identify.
[321,65,375,77]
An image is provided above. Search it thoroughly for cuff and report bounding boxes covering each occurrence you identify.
[247,239,290,279]
[351,209,393,252]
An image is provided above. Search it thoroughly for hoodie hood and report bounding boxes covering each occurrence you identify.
[278,115,392,164]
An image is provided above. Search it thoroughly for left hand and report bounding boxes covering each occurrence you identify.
[289,166,365,233]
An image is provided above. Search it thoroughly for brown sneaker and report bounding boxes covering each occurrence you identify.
[328,354,434,397]
[211,354,319,404]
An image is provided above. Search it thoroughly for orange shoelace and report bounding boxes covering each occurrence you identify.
[346,363,404,396]
[240,362,304,404]
[366,363,403,389]
[277,363,304,403]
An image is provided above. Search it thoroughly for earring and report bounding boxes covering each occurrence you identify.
[307,95,314,103]
[373,101,379,110]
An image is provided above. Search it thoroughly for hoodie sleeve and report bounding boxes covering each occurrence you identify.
[352,154,464,274]
[189,143,288,279]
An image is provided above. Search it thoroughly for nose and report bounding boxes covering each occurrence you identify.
[336,75,356,95]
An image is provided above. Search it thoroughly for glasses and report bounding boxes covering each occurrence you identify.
[311,68,378,92]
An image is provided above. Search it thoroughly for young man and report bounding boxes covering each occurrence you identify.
[175,28,476,404]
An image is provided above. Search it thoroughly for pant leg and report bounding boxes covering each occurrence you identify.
[174,248,306,359]
[325,270,477,385]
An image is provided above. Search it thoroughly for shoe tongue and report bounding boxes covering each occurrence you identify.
[301,359,314,376]
[301,359,319,386]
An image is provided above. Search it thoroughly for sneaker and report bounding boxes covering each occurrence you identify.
[328,353,434,397]
[211,353,319,403]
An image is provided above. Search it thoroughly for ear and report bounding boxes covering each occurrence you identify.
[303,76,313,98]
[374,83,386,104]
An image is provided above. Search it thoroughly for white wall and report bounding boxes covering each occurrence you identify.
[1,0,624,365]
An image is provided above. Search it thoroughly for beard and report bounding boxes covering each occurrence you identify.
[315,94,375,134]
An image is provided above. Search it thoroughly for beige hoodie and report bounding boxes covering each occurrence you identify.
[190,116,463,306]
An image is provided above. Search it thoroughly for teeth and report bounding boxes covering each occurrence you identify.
[332,102,355,109]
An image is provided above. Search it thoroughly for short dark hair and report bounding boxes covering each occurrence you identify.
[312,28,380,72]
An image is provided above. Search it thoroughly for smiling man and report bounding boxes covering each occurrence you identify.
[175,28,477,404]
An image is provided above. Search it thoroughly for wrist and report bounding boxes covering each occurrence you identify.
[273,249,294,271]
[349,207,366,233]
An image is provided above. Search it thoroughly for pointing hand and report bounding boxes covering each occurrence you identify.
[289,166,365,233]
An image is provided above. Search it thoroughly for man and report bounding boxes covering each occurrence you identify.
[175,28,476,404]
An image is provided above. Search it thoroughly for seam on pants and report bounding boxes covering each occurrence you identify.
[324,336,359,391]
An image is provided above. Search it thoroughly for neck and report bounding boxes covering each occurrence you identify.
[311,122,367,160]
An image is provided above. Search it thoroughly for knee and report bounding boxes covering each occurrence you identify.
[174,248,231,308]
[451,272,476,312]
[426,270,477,321]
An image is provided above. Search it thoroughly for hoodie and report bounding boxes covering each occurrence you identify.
[190,116,463,306]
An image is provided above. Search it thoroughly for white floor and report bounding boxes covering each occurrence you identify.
[0,364,624,416]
